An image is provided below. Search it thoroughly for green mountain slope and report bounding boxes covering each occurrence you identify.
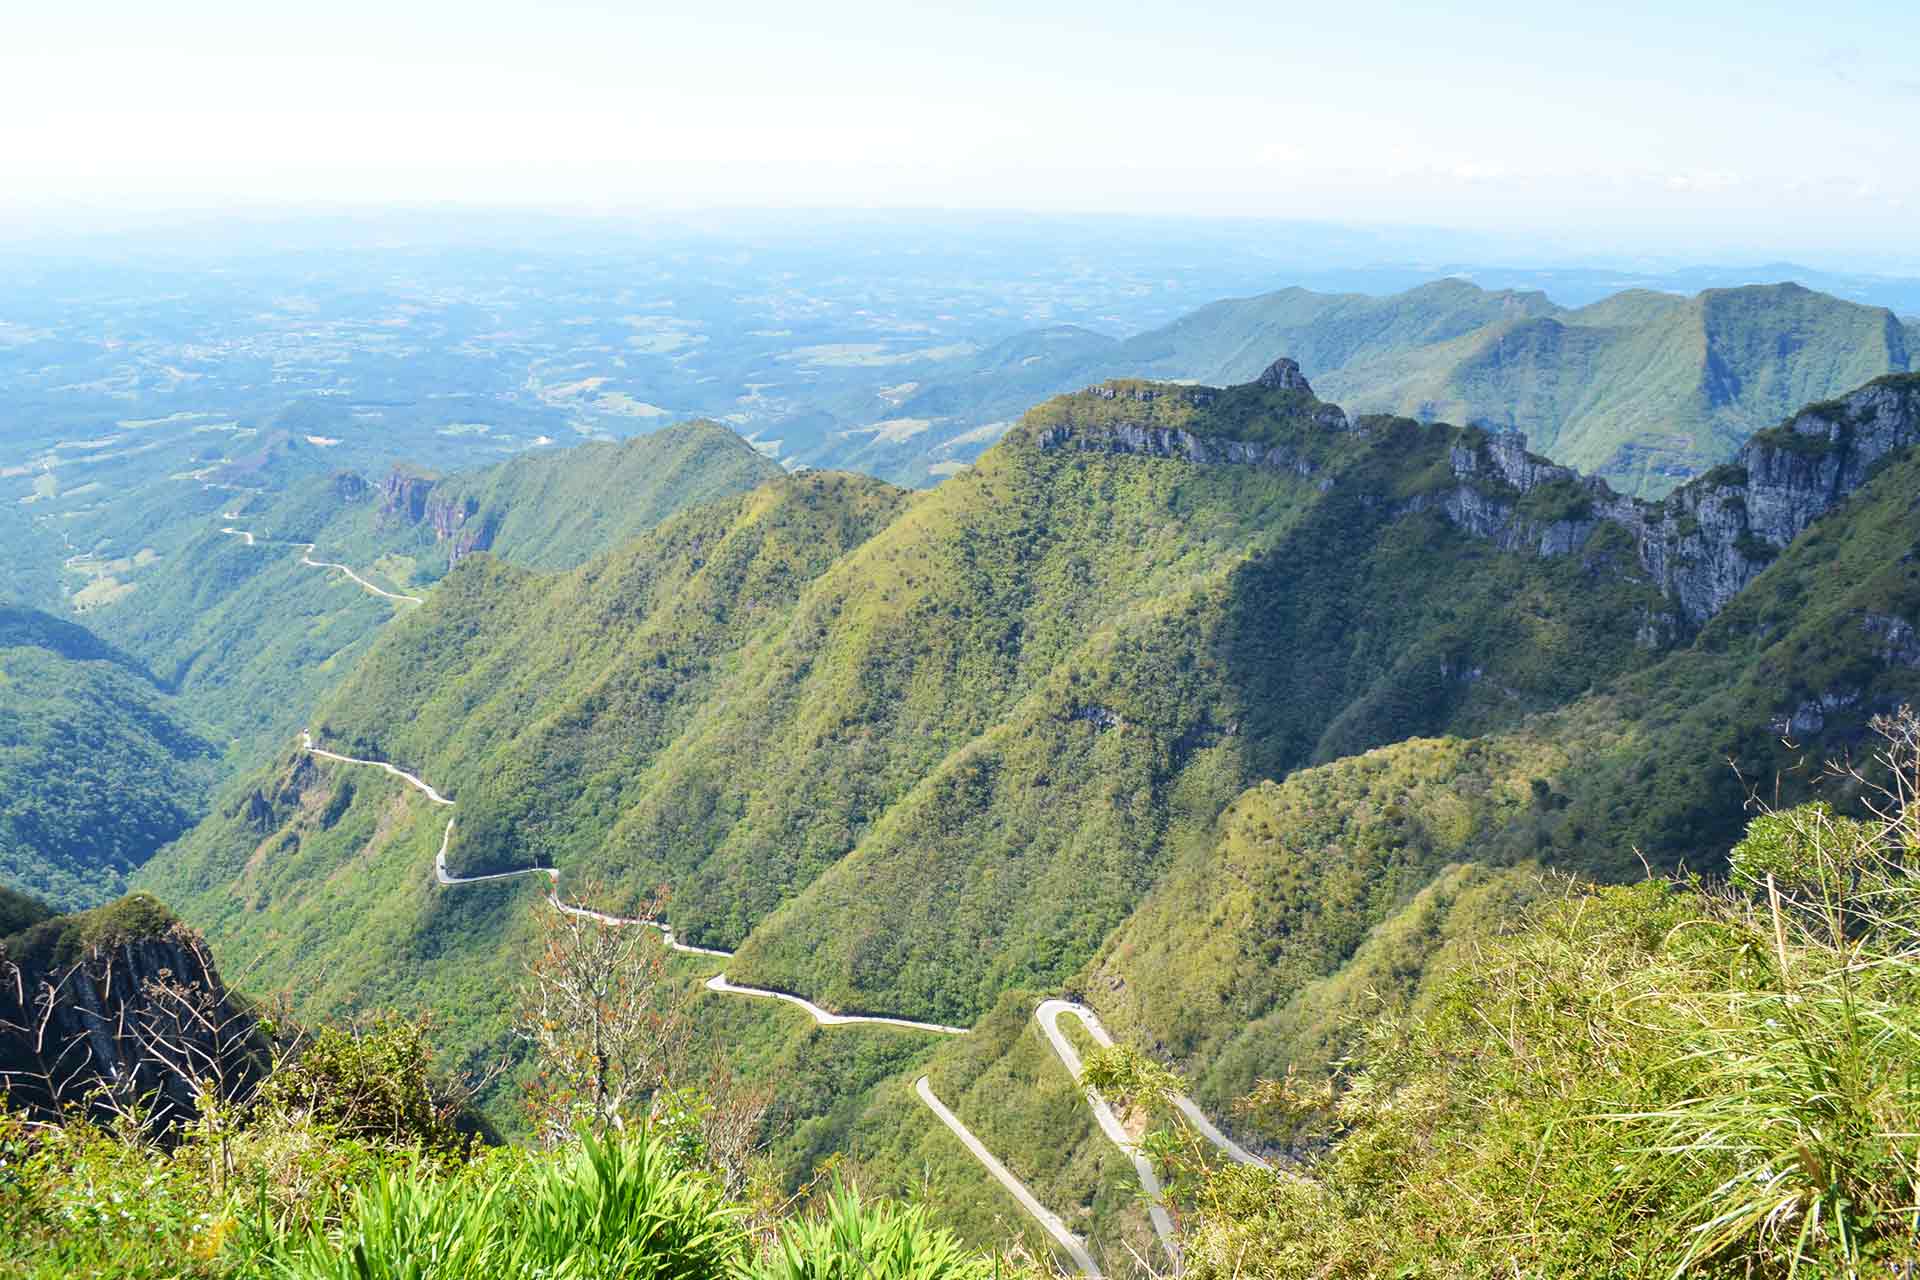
[133,368,1920,1263]
[149,365,1683,1031]
[0,505,64,610]
[1323,282,1913,491]
[0,607,216,908]
[331,418,785,577]
[82,420,779,752]
[892,281,1913,498]
[831,408,1920,1249]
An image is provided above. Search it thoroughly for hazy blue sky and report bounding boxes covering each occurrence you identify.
[3,0,1912,261]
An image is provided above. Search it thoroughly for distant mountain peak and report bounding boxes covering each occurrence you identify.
[1255,356,1312,393]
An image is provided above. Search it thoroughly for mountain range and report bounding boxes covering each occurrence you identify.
[858,281,1916,496]
[8,252,1920,1266]
[123,360,1920,1261]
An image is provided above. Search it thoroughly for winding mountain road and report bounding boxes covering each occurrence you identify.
[297,546,423,603]
[219,525,422,603]
[705,975,967,1034]
[298,708,1263,1272]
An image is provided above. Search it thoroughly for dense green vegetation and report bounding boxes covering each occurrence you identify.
[82,524,401,754]
[0,1008,1016,1280]
[110,362,1920,1265]
[0,508,61,611]
[0,883,53,937]
[380,420,785,575]
[0,889,179,973]
[0,608,216,908]
[900,280,1915,496]
[79,420,782,759]
[142,374,1681,1046]
[1158,790,1920,1278]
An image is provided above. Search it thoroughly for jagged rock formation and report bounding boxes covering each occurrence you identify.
[377,468,496,568]
[378,468,437,525]
[1440,373,1920,625]
[0,894,265,1125]
[1039,363,1920,633]
[427,492,497,567]
[1033,361,1347,482]
[1254,355,1314,392]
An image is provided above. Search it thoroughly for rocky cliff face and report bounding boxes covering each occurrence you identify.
[1442,374,1920,626]
[1038,363,1920,634]
[377,468,497,569]
[1032,358,1348,485]
[379,468,436,525]
[426,492,496,568]
[1,899,264,1124]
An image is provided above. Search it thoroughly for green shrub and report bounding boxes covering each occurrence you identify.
[514,1129,745,1280]
[253,1014,470,1155]
[743,1185,995,1280]
[267,1160,508,1280]
[1178,789,1920,1279]
[266,1128,745,1280]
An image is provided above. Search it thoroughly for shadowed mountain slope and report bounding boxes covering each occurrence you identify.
[0,607,216,908]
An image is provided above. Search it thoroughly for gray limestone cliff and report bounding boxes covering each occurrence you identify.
[426,492,498,568]
[379,468,436,525]
[1036,362,1920,633]
[1032,358,1349,485]
[1440,373,1920,626]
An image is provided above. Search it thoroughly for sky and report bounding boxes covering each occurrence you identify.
[2,0,1914,264]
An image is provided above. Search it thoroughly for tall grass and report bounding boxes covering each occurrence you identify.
[258,1134,1009,1280]
[266,1129,745,1280]
[1174,714,1920,1279]
[1616,799,1920,1274]
[517,1128,745,1280]
[742,1185,997,1280]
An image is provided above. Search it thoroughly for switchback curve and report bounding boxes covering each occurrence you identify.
[295,722,1265,1271]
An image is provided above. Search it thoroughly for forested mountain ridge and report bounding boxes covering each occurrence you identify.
[819,376,1920,1260]
[81,420,780,754]
[0,607,216,908]
[125,363,1920,1264]
[883,281,1916,497]
[351,419,782,575]
[139,366,1920,1030]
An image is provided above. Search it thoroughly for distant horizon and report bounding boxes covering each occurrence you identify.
[5,0,1912,264]
[0,202,1916,283]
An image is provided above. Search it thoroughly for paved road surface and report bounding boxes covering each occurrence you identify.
[915,1076,1101,1277]
[705,975,967,1034]
[300,731,1265,1272]
[220,526,422,603]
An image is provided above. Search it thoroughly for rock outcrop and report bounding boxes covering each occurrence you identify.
[377,467,498,569]
[1,896,265,1125]
[426,492,497,568]
[1032,364,1348,484]
[1254,355,1313,392]
[1039,362,1920,633]
[379,468,436,525]
[1440,374,1920,625]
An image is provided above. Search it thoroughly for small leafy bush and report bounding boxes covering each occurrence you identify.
[253,1014,470,1155]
